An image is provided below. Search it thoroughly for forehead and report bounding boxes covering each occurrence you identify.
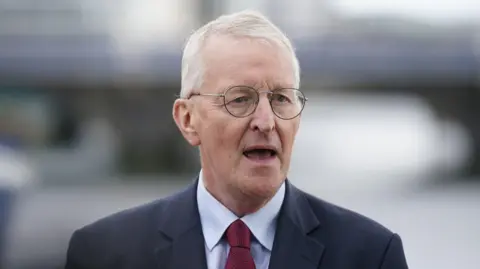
[202,36,295,90]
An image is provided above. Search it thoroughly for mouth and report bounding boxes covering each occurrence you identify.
[243,147,278,161]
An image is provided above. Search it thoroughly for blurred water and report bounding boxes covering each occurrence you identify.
[292,93,471,181]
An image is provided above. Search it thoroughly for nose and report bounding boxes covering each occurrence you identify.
[249,95,275,133]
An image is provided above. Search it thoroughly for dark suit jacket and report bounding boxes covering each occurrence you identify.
[65,179,409,269]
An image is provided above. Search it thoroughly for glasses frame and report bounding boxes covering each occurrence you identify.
[186,85,308,120]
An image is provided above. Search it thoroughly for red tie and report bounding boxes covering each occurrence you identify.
[225,219,256,269]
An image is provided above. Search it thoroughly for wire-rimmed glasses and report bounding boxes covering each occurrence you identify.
[188,85,307,120]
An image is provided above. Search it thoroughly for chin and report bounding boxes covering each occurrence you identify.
[238,171,284,199]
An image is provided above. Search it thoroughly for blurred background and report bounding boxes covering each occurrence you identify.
[0,0,479,268]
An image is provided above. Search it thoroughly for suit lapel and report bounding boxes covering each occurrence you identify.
[155,224,207,269]
[269,181,325,269]
[154,179,208,269]
[153,179,326,269]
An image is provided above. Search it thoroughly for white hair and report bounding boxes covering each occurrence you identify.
[180,10,300,98]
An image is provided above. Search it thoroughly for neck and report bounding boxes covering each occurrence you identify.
[220,192,268,217]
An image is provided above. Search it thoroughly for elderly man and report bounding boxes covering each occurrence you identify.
[65,10,409,269]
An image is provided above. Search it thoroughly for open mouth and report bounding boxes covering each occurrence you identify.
[243,148,277,160]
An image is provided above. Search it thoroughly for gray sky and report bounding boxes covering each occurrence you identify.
[332,0,480,24]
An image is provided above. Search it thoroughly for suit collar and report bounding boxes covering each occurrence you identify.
[282,180,322,233]
[154,178,207,269]
[268,180,325,269]
[156,178,201,239]
[154,178,325,269]
[155,178,319,237]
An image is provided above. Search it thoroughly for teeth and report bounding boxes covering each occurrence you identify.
[244,149,275,159]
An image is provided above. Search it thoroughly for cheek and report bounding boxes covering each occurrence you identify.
[279,121,299,151]
[202,121,226,146]
[197,106,224,143]
[201,114,243,151]
[220,121,245,149]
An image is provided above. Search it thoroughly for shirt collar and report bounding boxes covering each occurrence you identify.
[196,170,285,251]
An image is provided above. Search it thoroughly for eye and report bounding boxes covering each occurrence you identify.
[230,96,252,104]
[272,93,291,103]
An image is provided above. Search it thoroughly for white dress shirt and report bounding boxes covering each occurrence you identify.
[197,171,286,269]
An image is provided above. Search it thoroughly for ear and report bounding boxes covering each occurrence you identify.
[172,98,201,146]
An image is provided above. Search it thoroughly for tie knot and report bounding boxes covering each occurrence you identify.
[226,219,252,248]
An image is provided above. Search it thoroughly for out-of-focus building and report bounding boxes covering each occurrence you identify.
[0,0,479,180]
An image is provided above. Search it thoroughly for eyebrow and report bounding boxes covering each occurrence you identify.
[234,81,292,90]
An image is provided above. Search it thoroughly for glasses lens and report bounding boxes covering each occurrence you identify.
[224,86,258,117]
[270,89,306,119]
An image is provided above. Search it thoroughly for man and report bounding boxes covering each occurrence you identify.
[65,10,409,269]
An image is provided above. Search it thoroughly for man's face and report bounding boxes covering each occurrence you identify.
[175,36,301,201]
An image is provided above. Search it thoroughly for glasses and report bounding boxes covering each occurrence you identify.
[188,86,307,120]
